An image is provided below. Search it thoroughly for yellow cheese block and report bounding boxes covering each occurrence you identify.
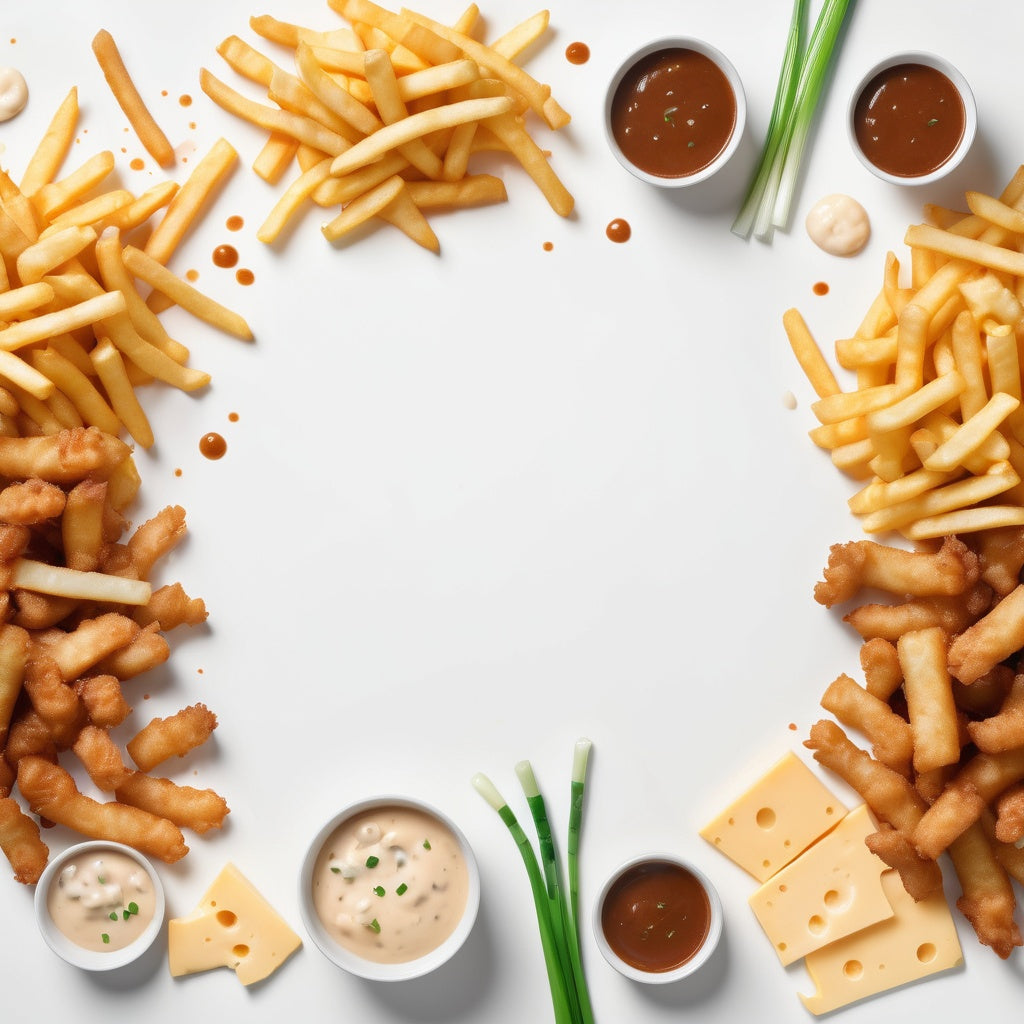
[748,804,893,965]
[700,751,847,882]
[799,868,963,1015]
[169,862,302,986]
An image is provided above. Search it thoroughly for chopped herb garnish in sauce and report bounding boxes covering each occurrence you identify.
[396,882,408,896]
[365,855,380,868]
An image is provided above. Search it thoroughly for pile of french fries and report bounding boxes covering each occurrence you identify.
[786,164,1024,541]
[201,0,574,252]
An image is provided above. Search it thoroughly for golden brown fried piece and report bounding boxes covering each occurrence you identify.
[0,795,48,884]
[0,428,131,483]
[815,536,980,608]
[93,621,168,679]
[860,637,903,700]
[898,626,961,774]
[973,525,1024,598]
[948,584,1024,684]
[967,675,1024,753]
[805,720,927,833]
[16,755,188,863]
[102,505,186,581]
[72,674,131,729]
[60,479,108,572]
[0,479,66,526]
[865,824,944,901]
[844,583,992,641]
[0,623,27,746]
[948,820,1022,959]
[134,582,208,630]
[22,654,82,749]
[993,783,1024,844]
[820,673,913,775]
[72,724,133,792]
[115,773,228,834]
[3,708,58,766]
[127,702,217,772]
[37,612,139,681]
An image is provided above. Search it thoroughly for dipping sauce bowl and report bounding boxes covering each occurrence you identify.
[605,38,746,187]
[299,795,480,982]
[593,853,723,984]
[849,52,977,186]
[35,841,165,971]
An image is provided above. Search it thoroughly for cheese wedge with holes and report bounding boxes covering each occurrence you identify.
[799,868,963,1015]
[700,752,847,882]
[748,804,893,965]
[168,862,301,985]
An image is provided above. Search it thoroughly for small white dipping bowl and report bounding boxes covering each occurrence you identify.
[299,795,480,982]
[604,37,746,188]
[593,853,723,985]
[35,840,165,971]
[848,51,977,186]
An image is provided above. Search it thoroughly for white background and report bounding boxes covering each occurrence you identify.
[3,0,1024,1020]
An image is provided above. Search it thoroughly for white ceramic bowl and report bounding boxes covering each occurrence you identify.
[848,51,977,186]
[299,795,480,982]
[35,840,165,971]
[592,853,723,985]
[604,37,746,188]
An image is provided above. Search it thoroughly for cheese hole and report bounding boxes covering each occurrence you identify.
[807,914,827,936]
[217,910,238,927]
[233,944,250,958]
[823,888,841,909]
[755,807,776,829]
[917,942,937,963]
[843,959,863,980]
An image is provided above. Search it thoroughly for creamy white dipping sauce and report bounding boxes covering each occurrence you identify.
[312,805,469,964]
[46,849,156,952]
[805,193,870,256]
[0,68,28,122]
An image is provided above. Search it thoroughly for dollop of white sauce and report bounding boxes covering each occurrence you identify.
[805,193,871,257]
[0,68,28,123]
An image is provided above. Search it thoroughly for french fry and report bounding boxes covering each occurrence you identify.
[19,87,79,197]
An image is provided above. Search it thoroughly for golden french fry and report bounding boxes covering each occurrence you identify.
[783,307,841,399]
[898,627,962,774]
[32,151,116,222]
[20,87,79,197]
[89,337,154,448]
[0,291,126,354]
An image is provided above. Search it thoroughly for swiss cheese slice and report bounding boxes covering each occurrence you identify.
[168,862,301,985]
[799,868,963,1015]
[748,804,893,965]
[700,751,847,882]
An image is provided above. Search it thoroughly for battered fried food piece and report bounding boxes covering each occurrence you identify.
[815,536,980,608]
[16,755,188,863]
[947,820,1022,959]
[993,783,1024,844]
[914,748,1024,859]
[805,720,928,833]
[127,702,217,772]
[115,773,229,833]
[3,708,58,765]
[844,583,992,641]
[0,427,131,483]
[865,824,944,901]
[860,637,903,700]
[898,627,962,774]
[60,479,107,572]
[973,524,1024,598]
[22,654,82,748]
[134,582,208,630]
[9,590,78,630]
[967,675,1024,754]
[0,795,48,884]
[37,612,139,681]
[948,584,1024,685]
[72,674,131,729]
[0,623,28,746]
[72,724,133,792]
[0,479,66,525]
[102,505,186,581]
[93,621,169,679]
[820,674,913,776]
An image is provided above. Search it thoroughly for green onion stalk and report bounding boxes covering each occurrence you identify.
[732,0,855,242]
[472,738,594,1024]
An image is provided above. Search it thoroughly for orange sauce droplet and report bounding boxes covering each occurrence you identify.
[543,241,554,251]
[212,244,238,268]
[179,94,192,107]
[130,157,145,171]
[228,411,239,422]
[813,281,830,296]
[186,268,199,283]
[236,268,254,286]
[606,218,631,243]
[199,432,227,459]
[565,41,590,65]
[226,215,244,232]
[174,467,183,477]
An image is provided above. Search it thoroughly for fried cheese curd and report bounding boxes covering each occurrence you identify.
[807,529,1024,959]
[0,428,224,885]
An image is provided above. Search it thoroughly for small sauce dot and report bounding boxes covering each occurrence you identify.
[606,218,631,243]
[174,467,183,477]
[226,215,244,231]
[179,94,192,107]
[565,41,590,65]
[236,268,254,286]
[186,268,199,282]
[228,411,239,423]
[788,722,798,731]
[813,281,830,296]
[161,89,168,97]
[213,244,238,268]
[129,157,145,171]
[199,432,227,460]
[543,241,553,251]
